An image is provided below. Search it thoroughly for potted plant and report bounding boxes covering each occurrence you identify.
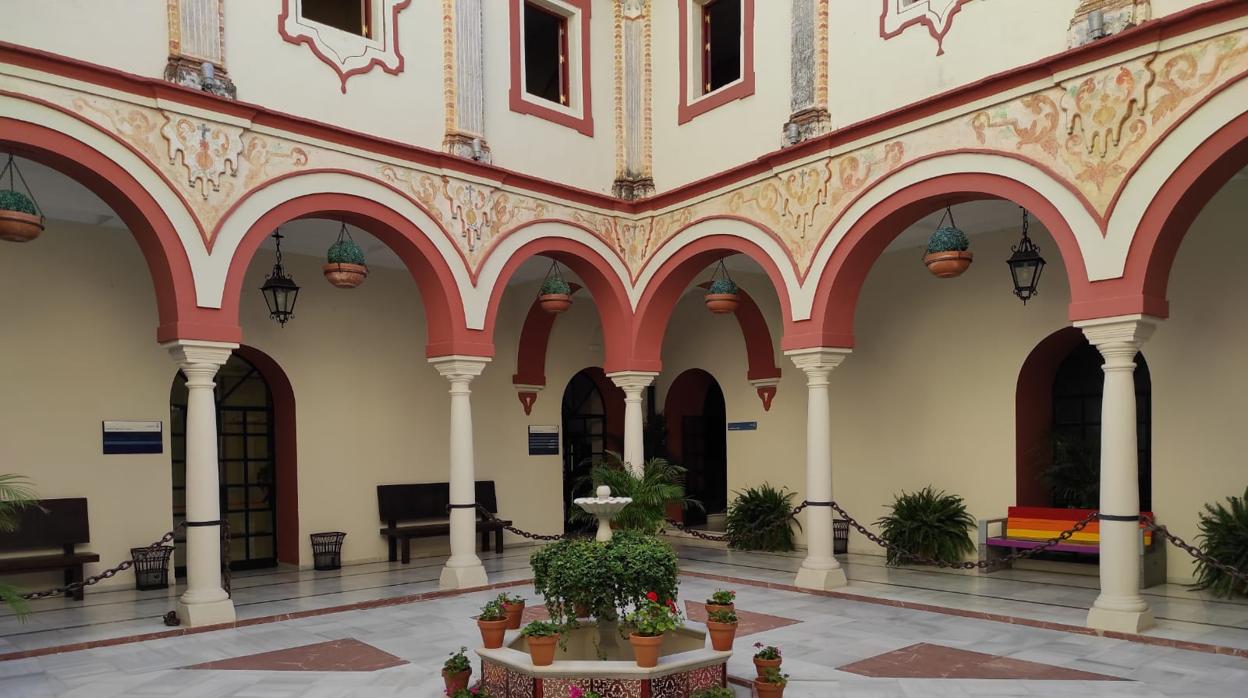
[624,595,682,668]
[538,262,573,314]
[754,667,789,698]
[449,689,494,698]
[497,592,526,629]
[922,207,973,278]
[704,276,739,314]
[726,484,801,552]
[322,224,368,288]
[441,646,471,694]
[752,642,782,678]
[1192,486,1248,598]
[0,156,44,243]
[519,620,560,666]
[704,588,735,615]
[476,599,510,649]
[689,689,734,698]
[876,486,976,566]
[704,608,737,651]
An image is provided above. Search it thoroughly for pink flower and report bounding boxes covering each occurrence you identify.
[570,687,584,698]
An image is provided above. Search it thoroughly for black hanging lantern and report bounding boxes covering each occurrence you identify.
[1007,208,1046,304]
[260,230,300,326]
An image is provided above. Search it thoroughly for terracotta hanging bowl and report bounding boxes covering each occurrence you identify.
[539,293,572,314]
[0,210,43,242]
[705,293,739,314]
[922,250,973,278]
[322,262,368,288]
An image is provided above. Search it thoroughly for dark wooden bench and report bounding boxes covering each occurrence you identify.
[377,482,511,563]
[0,498,100,601]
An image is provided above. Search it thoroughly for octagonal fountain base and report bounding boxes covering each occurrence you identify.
[477,620,730,698]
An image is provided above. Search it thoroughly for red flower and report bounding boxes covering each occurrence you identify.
[666,599,677,613]
[645,591,659,602]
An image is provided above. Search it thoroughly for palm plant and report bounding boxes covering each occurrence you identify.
[570,453,700,534]
[875,486,976,566]
[0,474,38,617]
[1043,433,1100,508]
[726,484,801,552]
[1192,487,1248,598]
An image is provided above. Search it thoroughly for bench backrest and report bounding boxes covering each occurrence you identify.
[377,481,499,524]
[0,498,91,552]
[1005,506,1152,546]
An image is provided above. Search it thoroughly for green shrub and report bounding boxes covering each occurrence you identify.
[875,486,976,566]
[540,276,571,295]
[925,226,969,253]
[0,474,37,618]
[530,532,679,626]
[624,598,681,637]
[570,454,699,534]
[520,620,560,637]
[690,689,735,698]
[0,190,37,216]
[477,599,507,621]
[442,646,470,674]
[707,589,735,605]
[758,668,789,686]
[726,484,801,552]
[707,277,738,294]
[707,608,737,623]
[1192,487,1248,598]
[326,237,365,265]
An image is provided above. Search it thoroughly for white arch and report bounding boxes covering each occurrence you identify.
[208,170,473,312]
[800,152,1101,321]
[1107,76,1248,278]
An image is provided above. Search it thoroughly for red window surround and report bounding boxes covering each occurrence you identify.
[509,0,594,137]
[679,0,755,125]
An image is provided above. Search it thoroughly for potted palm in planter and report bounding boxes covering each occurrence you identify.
[0,155,44,243]
[754,667,789,698]
[498,592,526,630]
[752,643,782,678]
[704,608,737,651]
[441,646,471,694]
[322,223,368,288]
[922,206,973,278]
[624,595,682,668]
[704,260,740,314]
[520,620,560,666]
[704,588,735,615]
[476,599,510,649]
[538,261,572,314]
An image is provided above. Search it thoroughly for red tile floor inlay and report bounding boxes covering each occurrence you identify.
[183,638,407,672]
[837,642,1127,681]
[683,601,800,636]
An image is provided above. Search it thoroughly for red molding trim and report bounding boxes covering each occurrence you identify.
[677,0,756,124]
[879,0,974,56]
[508,0,594,136]
[278,0,412,94]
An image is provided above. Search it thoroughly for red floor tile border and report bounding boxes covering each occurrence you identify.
[679,570,1248,659]
[683,600,801,636]
[183,637,407,672]
[837,642,1126,680]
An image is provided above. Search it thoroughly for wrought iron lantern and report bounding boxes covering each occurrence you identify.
[260,229,300,326]
[1007,208,1046,304]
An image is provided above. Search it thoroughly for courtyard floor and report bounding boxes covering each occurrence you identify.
[1,543,1246,697]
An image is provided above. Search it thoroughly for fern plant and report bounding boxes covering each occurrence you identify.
[726,484,800,552]
[569,453,700,534]
[1192,487,1248,598]
[0,474,38,617]
[875,486,976,566]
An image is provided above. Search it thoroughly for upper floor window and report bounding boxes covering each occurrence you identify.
[301,0,372,38]
[508,0,594,136]
[701,0,741,94]
[524,2,569,105]
[679,0,754,124]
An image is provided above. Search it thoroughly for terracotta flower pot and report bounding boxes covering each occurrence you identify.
[503,600,525,630]
[704,602,734,616]
[704,293,739,314]
[539,293,572,314]
[0,210,43,243]
[922,250,973,278]
[442,668,471,694]
[629,632,663,668]
[754,657,782,678]
[526,634,559,666]
[705,619,737,651]
[754,679,785,698]
[477,617,509,649]
[322,262,368,288]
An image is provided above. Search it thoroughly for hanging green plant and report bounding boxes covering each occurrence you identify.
[322,223,368,289]
[705,260,740,314]
[538,260,572,314]
[0,155,45,243]
[922,206,973,278]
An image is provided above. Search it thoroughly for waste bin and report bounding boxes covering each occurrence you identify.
[131,545,174,591]
[310,531,346,571]
[834,519,849,555]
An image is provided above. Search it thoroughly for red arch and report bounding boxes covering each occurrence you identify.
[631,233,795,372]
[221,193,487,357]
[788,173,1091,350]
[1079,108,1248,322]
[0,117,226,342]
[483,236,634,373]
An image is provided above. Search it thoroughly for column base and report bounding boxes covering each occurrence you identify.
[176,597,236,627]
[794,563,848,591]
[1087,604,1155,633]
[439,561,489,590]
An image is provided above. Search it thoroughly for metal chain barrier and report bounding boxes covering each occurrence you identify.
[474,504,572,541]
[1141,519,1248,589]
[20,524,184,600]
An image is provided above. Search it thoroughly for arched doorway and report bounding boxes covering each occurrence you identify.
[171,351,286,572]
[561,369,607,531]
[664,369,728,527]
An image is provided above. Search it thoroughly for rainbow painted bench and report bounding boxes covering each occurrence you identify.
[977,506,1166,588]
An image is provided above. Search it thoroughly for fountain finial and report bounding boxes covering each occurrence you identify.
[574,485,633,542]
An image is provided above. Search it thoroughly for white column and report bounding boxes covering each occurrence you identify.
[165,339,238,627]
[1076,315,1157,633]
[787,348,850,590]
[607,371,658,476]
[431,356,491,590]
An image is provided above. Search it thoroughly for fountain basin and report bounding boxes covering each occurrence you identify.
[477,621,730,697]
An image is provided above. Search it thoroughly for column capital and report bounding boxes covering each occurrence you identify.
[607,371,658,394]
[430,355,490,382]
[786,347,851,376]
[1074,315,1159,366]
[163,339,237,369]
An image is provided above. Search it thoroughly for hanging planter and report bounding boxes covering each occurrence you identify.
[922,206,973,279]
[538,261,572,314]
[705,260,740,314]
[322,223,368,288]
[0,155,45,243]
